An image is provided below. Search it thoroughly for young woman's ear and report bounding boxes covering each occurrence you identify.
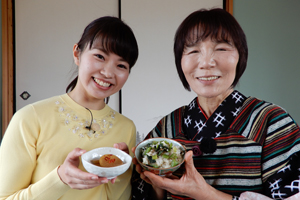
[73,44,80,66]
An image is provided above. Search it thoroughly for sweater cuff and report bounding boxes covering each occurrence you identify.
[30,166,70,199]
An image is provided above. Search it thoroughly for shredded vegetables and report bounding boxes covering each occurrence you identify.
[141,140,184,168]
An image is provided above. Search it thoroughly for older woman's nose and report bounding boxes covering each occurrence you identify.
[198,54,216,69]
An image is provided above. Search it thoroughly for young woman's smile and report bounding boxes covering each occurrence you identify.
[70,43,130,109]
[93,77,112,88]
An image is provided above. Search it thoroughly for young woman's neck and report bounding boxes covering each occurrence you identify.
[67,89,106,110]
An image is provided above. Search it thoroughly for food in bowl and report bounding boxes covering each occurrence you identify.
[90,154,124,167]
[135,138,186,176]
[99,154,124,167]
[141,140,184,168]
[81,147,132,179]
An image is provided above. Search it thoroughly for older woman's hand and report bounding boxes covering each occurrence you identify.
[131,146,166,199]
[131,146,152,184]
[143,151,232,200]
[58,148,112,189]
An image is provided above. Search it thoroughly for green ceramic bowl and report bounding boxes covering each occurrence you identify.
[135,137,186,176]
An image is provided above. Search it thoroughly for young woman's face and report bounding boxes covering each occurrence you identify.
[73,43,130,103]
[181,37,239,100]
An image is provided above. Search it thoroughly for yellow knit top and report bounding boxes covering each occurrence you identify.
[0,94,136,200]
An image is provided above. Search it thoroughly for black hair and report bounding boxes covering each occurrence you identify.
[174,8,248,91]
[66,16,138,93]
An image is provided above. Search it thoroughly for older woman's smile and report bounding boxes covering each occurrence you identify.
[197,76,219,81]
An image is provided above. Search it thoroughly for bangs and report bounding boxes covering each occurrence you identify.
[185,22,234,47]
[67,16,139,93]
[174,8,248,91]
[77,16,138,69]
[89,30,138,68]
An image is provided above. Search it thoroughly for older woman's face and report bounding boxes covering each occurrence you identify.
[181,37,239,99]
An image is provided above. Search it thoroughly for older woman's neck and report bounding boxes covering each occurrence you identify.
[197,89,233,118]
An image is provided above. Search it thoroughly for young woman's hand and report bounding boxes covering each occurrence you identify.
[58,148,112,189]
[113,142,129,154]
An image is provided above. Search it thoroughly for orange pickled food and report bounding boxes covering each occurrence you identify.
[99,154,123,167]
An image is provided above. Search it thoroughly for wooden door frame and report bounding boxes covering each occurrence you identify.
[225,0,233,15]
[2,0,14,136]
[1,0,233,136]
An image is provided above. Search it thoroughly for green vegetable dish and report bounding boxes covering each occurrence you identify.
[141,140,184,168]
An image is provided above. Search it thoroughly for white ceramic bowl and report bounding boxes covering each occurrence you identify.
[81,147,132,179]
[135,137,186,176]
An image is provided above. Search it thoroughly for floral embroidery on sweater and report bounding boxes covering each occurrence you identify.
[55,101,115,140]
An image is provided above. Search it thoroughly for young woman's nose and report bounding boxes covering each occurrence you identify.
[100,64,114,78]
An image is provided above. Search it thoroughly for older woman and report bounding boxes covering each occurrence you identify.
[132,8,300,200]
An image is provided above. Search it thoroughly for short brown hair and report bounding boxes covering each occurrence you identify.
[174,8,248,91]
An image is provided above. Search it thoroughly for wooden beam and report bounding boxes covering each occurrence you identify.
[2,0,14,136]
[226,0,233,15]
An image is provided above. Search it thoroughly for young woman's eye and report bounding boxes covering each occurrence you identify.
[95,54,104,60]
[117,64,128,69]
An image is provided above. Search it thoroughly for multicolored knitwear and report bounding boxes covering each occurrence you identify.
[132,90,300,200]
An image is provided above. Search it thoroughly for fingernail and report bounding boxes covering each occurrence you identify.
[91,177,98,180]
[101,180,108,184]
[79,150,85,154]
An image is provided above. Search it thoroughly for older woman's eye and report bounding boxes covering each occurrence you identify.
[188,50,199,54]
[216,42,234,51]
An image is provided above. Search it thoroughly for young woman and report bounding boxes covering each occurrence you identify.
[132,8,300,200]
[0,16,138,200]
